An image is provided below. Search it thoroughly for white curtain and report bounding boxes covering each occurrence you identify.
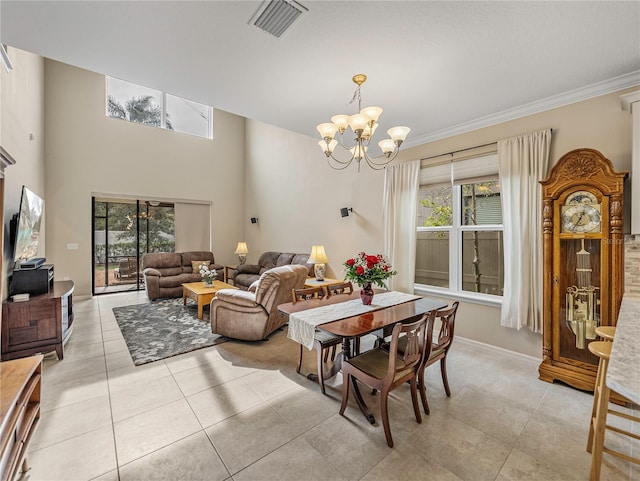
[383,160,420,293]
[498,129,551,332]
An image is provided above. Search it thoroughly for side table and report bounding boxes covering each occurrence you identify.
[224,265,238,285]
[304,278,343,288]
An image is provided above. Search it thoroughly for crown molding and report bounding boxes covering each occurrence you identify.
[406,70,640,148]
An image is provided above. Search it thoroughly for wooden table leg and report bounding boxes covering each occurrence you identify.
[342,337,375,425]
[197,298,204,319]
[183,291,187,306]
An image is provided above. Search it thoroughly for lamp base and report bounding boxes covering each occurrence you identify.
[238,254,247,265]
[314,263,326,281]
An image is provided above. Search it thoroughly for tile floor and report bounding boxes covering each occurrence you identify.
[21,290,639,481]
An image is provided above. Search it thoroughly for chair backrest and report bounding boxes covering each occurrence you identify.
[385,312,435,382]
[435,301,459,351]
[292,286,326,304]
[254,264,309,314]
[326,281,353,297]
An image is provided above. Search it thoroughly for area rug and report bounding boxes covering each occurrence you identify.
[112,298,228,366]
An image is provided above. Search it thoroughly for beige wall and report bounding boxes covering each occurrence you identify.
[0,47,45,299]
[244,119,386,276]
[44,60,246,297]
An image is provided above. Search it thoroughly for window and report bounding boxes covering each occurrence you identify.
[106,77,213,139]
[416,154,504,301]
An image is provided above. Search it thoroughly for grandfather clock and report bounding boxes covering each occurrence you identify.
[538,148,626,391]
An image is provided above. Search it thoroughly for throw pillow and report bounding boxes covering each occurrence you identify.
[191,260,211,273]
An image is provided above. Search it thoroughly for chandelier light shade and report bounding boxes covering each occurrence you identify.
[316,74,410,171]
[234,242,249,265]
[308,245,329,281]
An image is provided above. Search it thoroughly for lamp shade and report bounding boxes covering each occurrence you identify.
[234,242,249,255]
[308,245,329,264]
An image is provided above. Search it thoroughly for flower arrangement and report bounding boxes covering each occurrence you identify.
[199,263,217,285]
[343,252,397,288]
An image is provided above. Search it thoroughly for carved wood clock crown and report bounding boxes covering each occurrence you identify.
[538,148,627,393]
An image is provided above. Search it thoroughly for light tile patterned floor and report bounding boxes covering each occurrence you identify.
[22,291,639,481]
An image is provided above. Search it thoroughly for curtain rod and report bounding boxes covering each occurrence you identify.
[420,142,496,162]
[419,128,553,162]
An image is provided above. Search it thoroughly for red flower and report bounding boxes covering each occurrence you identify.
[346,258,355,266]
[355,266,365,275]
[384,265,389,271]
[366,255,378,265]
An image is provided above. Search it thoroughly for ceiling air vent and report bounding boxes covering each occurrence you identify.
[251,0,307,38]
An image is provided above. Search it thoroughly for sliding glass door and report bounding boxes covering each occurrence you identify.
[92,198,175,295]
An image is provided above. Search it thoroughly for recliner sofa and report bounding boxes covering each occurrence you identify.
[234,251,313,290]
[210,264,309,341]
[142,251,224,300]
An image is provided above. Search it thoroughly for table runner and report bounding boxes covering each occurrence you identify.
[287,291,421,350]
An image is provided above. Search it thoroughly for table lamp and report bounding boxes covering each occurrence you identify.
[308,245,329,281]
[235,242,248,265]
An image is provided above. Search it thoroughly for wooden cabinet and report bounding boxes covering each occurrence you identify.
[539,149,626,391]
[2,281,74,361]
[0,355,42,481]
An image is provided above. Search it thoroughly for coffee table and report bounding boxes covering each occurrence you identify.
[182,280,237,320]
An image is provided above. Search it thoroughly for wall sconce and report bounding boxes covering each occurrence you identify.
[250,217,258,224]
[340,207,353,218]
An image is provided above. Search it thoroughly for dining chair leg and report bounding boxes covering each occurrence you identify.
[380,389,394,448]
[587,357,604,453]
[441,358,451,397]
[296,344,303,374]
[330,345,337,361]
[418,369,430,415]
[316,342,327,395]
[339,373,350,415]
[410,378,422,424]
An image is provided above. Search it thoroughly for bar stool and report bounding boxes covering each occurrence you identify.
[588,340,640,480]
[595,325,616,341]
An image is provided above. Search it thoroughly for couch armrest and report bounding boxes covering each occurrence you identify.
[236,264,260,275]
[214,289,258,307]
[143,268,161,277]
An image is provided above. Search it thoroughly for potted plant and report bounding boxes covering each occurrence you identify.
[343,252,396,305]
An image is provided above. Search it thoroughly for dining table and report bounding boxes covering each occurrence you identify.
[278,290,447,424]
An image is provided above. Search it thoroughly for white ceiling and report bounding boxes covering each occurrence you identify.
[2,1,639,147]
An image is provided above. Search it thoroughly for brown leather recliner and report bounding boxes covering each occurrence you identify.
[210,264,308,341]
[142,251,224,300]
[233,252,313,290]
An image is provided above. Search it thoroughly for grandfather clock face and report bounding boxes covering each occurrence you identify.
[560,190,602,234]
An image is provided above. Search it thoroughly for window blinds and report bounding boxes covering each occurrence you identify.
[419,153,499,186]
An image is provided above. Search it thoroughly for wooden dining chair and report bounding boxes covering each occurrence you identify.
[340,311,436,447]
[326,281,353,297]
[291,286,326,303]
[381,301,459,415]
[292,286,342,395]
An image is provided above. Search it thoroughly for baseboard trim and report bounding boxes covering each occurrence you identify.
[455,336,541,364]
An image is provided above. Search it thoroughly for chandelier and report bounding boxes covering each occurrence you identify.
[316,74,410,171]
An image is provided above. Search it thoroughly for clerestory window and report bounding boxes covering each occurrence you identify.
[106,77,213,139]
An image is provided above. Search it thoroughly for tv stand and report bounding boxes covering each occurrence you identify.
[1,280,74,361]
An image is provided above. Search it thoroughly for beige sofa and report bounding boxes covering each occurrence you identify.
[210,264,308,341]
[142,251,224,300]
[234,251,313,290]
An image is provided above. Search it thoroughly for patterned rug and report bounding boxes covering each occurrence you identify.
[112,297,228,366]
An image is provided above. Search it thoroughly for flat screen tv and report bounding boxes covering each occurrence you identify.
[12,186,44,266]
